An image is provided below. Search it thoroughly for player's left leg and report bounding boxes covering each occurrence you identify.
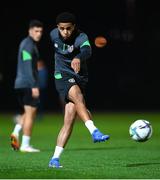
[68,85,110,142]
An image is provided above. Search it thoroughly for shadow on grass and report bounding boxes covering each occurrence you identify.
[126,162,160,167]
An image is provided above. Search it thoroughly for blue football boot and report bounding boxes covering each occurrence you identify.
[49,158,62,168]
[92,129,110,143]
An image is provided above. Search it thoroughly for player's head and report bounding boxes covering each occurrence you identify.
[28,19,43,42]
[56,12,76,40]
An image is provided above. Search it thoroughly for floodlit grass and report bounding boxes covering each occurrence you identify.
[0,112,160,179]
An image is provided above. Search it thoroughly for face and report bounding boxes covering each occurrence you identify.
[57,23,75,40]
[29,27,43,42]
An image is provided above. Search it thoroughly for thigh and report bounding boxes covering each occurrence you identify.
[55,73,88,103]
[55,74,77,104]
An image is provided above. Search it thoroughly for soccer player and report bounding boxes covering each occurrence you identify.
[48,12,110,168]
[10,19,43,152]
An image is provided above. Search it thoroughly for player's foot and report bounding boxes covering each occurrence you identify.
[49,158,63,168]
[20,146,40,153]
[10,134,20,150]
[92,129,110,143]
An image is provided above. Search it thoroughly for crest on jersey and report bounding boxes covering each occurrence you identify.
[68,78,75,83]
[68,45,74,52]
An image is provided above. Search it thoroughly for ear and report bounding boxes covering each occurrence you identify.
[29,28,32,35]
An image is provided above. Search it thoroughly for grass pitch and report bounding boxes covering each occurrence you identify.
[0,112,160,179]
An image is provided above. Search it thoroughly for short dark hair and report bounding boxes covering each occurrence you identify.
[56,12,76,24]
[29,19,43,28]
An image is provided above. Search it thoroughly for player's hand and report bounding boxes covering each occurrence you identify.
[32,88,40,98]
[71,58,80,73]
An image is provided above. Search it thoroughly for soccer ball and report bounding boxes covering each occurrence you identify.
[129,119,153,142]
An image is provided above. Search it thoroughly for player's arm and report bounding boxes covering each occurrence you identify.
[21,46,39,97]
[74,39,92,61]
[71,34,92,73]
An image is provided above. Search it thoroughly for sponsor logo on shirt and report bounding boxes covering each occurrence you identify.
[54,43,58,48]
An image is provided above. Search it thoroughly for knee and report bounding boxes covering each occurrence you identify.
[65,103,76,116]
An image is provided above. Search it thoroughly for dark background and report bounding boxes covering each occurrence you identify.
[1,0,160,112]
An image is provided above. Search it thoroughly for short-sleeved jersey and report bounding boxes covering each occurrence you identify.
[50,28,92,80]
[14,36,40,89]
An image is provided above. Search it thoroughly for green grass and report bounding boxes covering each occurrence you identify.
[0,112,160,179]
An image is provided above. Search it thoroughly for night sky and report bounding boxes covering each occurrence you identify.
[1,0,160,112]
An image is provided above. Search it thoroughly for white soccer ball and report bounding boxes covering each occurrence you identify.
[129,119,153,142]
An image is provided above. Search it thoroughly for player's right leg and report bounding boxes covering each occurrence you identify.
[49,158,63,168]
[10,89,24,151]
[16,88,40,152]
[20,105,40,152]
[49,102,76,168]
[10,134,20,151]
